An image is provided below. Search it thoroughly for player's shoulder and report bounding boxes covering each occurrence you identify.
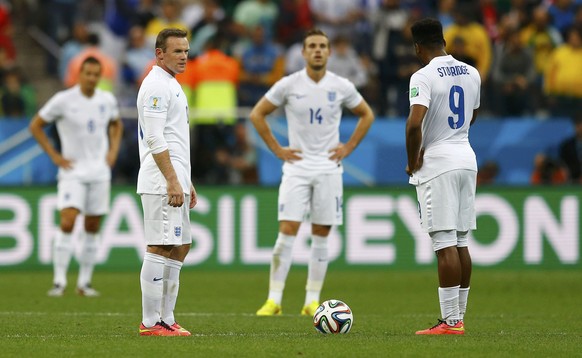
[49,86,79,103]
[325,70,353,86]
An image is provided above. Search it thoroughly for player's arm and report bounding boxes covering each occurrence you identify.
[329,99,375,162]
[28,114,72,169]
[470,108,479,127]
[405,104,428,175]
[106,118,124,167]
[249,96,302,162]
[143,112,184,208]
[189,182,197,209]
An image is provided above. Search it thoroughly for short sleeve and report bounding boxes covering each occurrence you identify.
[409,72,431,108]
[264,77,289,107]
[38,92,65,123]
[107,92,120,121]
[342,80,363,109]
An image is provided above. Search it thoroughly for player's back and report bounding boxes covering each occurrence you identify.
[409,55,481,184]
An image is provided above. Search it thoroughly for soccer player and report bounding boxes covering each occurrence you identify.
[29,56,123,297]
[405,18,481,335]
[250,28,374,316]
[136,28,197,337]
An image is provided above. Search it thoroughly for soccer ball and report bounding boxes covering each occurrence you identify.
[312,299,353,334]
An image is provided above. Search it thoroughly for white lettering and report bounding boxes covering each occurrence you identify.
[397,196,433,264]
[217,196,235,264]
[186,196,213,265]
[0,194,33,265]
[524,196,579,264]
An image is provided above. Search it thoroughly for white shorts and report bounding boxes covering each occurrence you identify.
[57,179,110,216]
[415,169,476,233]
[278,173,343,225]
[140,194,192,246]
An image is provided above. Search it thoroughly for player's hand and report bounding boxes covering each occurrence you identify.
[53,155,73,170]
[276,147,302,163]
[328,143,353,163]
[167,179,184,207]
[189,184,197,209]
[406,148,425,176]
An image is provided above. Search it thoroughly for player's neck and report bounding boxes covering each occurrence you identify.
[425,49,448,64]
[306,66,326,83]
[80,87,95,98]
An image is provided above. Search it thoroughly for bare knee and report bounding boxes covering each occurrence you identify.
[60,208,80,233]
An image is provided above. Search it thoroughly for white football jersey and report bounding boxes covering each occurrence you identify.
[408,55,481,185]
[39,85,120,182]
[136,65,191,194]
[265,68,363,176]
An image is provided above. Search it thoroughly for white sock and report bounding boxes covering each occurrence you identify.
[77,232,99,289]
[161,258,183,325]
[268,233,295,305]
[459,287,470,321]
[305,235,328,305]
[438,285,461,326]
[53,231,73,287]
[140,252,166,327]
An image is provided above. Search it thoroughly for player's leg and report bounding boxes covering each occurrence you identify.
[302,173,342,315]
[49,180,83,296]
[160,195,192,335]
[76,180,111,296]
[76,214,102,296]
[415,172,464,335]
[138,194,181,336]
[257,174,309,316]
[456,169,476,322]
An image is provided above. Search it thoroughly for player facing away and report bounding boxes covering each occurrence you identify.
[29,56,123,297]
[405,18,481,335]
[136,28,198,337]
[250,28,375,316]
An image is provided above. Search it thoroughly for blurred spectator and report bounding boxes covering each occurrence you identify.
[59,22,91,82]
[444,3,492,80]
[558,112,582,182]
[309,0,364,44]
[133,0,157,28]
[327,35,368,89]
[0,1,15,62]
[531,153,568,185]
[64,33,118,92]
[178,34,240,183]
[122,25,154,87]
[480,0,500,40]
[277,0,313,47]
[236,26,285,107]
[214,121,258,184]
[544,25,582,118]
[370,0,408,116]
[233,0,279,39]
[477,160,499,185]
[39,0,77,75]
[492,27,536,116]
[284,42,305,74]
[437,0,456,29]
[547,0,578,38]
[0,68,36,118]
[144,0,190,48]
[520,5,563,113]
[188,0,227,58]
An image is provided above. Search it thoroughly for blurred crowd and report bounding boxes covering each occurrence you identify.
[2,0,582,185]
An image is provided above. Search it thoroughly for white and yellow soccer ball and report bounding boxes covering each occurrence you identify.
[313,299,353,334]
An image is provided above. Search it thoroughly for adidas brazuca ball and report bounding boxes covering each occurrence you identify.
[313,299,353,334]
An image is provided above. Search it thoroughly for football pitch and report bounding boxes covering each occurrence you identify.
[1,269,580,357]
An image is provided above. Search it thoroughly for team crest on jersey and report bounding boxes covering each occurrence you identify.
[174,226,182,237]
[99,104,105,114]
[327,91,336,102]
[148,96,162,110]
[410,86,419,98]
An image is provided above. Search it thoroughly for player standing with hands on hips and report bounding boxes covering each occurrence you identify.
[136,28,197,336]
[250,29,374,317]
[405,18,481,335]
[29,56,123,298]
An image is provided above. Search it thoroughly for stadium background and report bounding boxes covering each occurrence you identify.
[0,0,581,271]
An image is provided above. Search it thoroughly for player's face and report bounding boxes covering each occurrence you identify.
[157,36,189,76]
[79,62,102,93]
[302,35,330,71]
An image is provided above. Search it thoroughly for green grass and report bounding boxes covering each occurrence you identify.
[1,269,581,357]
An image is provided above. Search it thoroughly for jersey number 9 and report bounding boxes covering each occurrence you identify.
[448,85,465,129]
